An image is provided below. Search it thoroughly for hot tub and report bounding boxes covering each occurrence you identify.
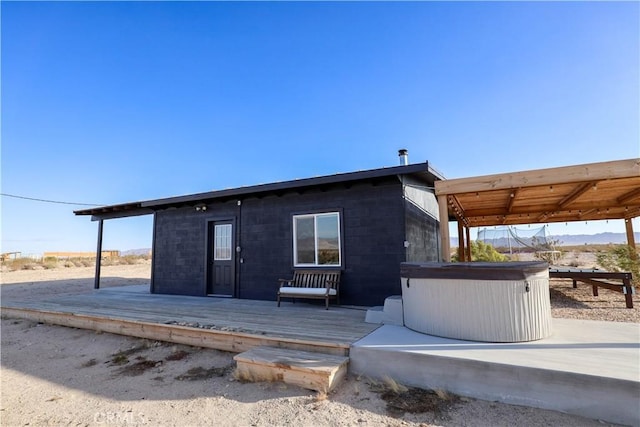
[400,262,552,342]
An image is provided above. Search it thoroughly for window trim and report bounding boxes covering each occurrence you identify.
[292,211,343,268]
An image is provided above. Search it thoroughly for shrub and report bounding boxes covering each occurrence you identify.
[452,241,508,262]
[122,255,139,265]
[43,261,57,270]
[101,257,117,266]
[534,250,564,264]
[596,245,639,285]
[6,258,37,271]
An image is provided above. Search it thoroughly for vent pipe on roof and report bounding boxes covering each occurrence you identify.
[398,149,409,166]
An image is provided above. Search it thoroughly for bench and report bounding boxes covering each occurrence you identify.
[277,269,341,310]
[549,267,635,309]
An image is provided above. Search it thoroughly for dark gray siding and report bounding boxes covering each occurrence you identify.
[238,181,406,306]
[404,201,441,263]
[152,201,238,296]
[151,177,439,306]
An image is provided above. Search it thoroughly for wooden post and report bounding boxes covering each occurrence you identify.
[465,226,472,262]
[438,194,451,262]
[457,220,465,262]
[94,219,103,289]
[625,218,636,249]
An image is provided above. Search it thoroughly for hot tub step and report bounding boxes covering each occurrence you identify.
[382,295,404,326]
[233,346,349,392]
[365,306,384,324]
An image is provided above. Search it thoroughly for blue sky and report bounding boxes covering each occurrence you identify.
[2,1,639,254]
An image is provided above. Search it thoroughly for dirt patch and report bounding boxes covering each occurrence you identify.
[368,377,461,417]
[116,358,163,377]
[80,358,98,368]
[109,343,151,365]
[380,387,460,416]
[110,354,129,365]
[175,365,233,381]
[166,350,190,361]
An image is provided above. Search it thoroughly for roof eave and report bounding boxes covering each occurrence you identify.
[141,162,438,209]
[74,161,442,219]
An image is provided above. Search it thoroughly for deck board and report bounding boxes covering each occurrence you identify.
[1,285,379,352]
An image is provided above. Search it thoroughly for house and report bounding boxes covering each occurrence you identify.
[75,156,444,306]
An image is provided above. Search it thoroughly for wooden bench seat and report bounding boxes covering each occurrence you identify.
[549,267,635,309]
[277,269,341,309]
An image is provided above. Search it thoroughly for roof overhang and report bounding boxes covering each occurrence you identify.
[75,161,444,220]
[434,158,640,228]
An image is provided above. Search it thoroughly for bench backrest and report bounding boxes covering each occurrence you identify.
[291,269,341,290]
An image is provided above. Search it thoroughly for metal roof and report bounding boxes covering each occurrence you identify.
[75,161,444,219]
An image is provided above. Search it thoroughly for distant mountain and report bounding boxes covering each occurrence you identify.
[550,233,640,246]
[451,232,639,247]
[121,248,152,256]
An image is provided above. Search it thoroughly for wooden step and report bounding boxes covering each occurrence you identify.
[233,346,349,392]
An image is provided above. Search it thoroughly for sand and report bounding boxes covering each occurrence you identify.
[1,258,636,426]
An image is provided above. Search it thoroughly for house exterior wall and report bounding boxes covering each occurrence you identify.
[152,201,238,296]
[152,176,440,306]
[404,202,441,263]
[403,179,441,263]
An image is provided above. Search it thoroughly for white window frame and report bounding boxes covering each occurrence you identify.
[293,212,341,267]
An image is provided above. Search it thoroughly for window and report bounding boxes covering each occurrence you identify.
[214,224,232,260]
[293,212,341,267]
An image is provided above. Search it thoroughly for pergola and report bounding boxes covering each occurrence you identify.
[434,158,640,261]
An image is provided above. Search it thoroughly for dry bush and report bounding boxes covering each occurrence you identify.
[122,255,139,265]
[434,388,452,400]
[43,261,58,270]
[101,257,118,266]
[382,375,408,394]
[6,258,38,271]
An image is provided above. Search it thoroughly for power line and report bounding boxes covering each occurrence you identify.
[0,193,102,206]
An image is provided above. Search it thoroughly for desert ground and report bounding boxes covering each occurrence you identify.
[1,254,638,426]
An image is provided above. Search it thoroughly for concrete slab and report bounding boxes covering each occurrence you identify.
[350,319,640,426]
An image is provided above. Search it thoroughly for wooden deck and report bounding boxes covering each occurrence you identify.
[1,285,379,356]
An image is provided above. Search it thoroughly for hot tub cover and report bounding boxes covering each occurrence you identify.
[400,261,549,281]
